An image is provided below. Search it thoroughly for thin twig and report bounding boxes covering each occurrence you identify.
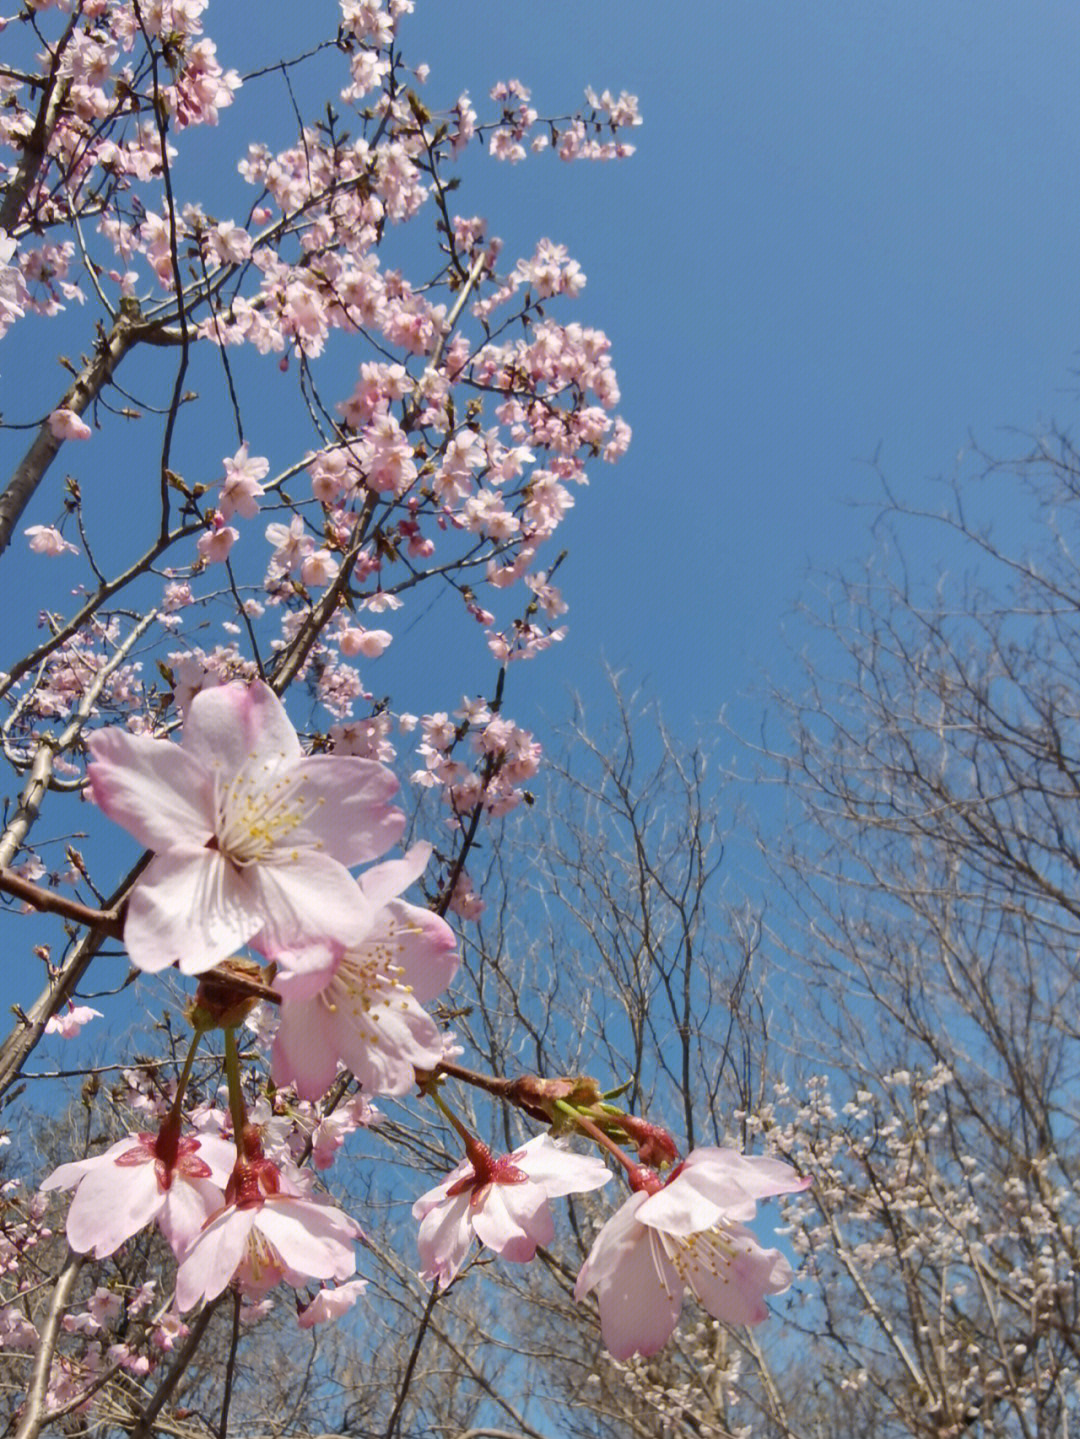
[382,1281,440,1439]
[127,1298,221,1439]
[0,868,123,934]
[217,1291,242,1439]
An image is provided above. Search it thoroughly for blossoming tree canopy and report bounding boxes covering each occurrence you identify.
[0,1,809,1427]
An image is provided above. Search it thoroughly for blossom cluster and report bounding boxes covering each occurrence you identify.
[20,681,809,1376]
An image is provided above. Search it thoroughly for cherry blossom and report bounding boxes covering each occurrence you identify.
[296,1277,368,1328]
[25,524,78,556]
[414,1134,610,1289]
[44,1003,103,1038]
[574,1148,810,1359]
[174,1159,360,1311]
[196,521,238,564]
[270,843,458,1098]
[85,679,404,974]
[47,407,92,441]
[39,1127,235,1260]
[218,443,268,520]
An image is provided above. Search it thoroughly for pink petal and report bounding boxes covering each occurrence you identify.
[124,851,257,974]
[471,1181,551,1260]
[273,948,340,998]
[86,728,213,852]
[65,1160,163,1258]
[684,1223,794,1326]
[637,1169,746,1235]
[576,1202,682,1360]
[514,1135,611,1198]
[574,1192,649,1300]
[641,1149,808,1236]
[175,1208,255,1310]
[416,1192,473,1288]
[247,852,372,953]
[157,1177,226,1260]
[342,990,443,1095]
[187,1134,238,1187]
[359,842,432,909]
[256,1199,357,1282]
[412,1162,470,1222]
[271,1001,342,1101]
[39,1135,149,1194]
[376,900,459,1004]
[287,756,404,864]
[297,1277,368,1328]
[181,681,301,775]
[685,1147,811,1200]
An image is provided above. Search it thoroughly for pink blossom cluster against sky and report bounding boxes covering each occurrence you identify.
[9,3,1080,750]
[37,680,809,1355]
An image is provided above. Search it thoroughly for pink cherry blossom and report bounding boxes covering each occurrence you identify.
[47,407,92,441]
[25,524,78,556]
[196,521,238,564]
[413,1134,610,1289]
[174,1160,360,1311]
[270,843,458,1098]
[300,547,340,587]
[39,1127,235,1260]
[44,1003,104,1038]
[265,515,315,576]
[574,1148,811,1359]
[218,443,268,520]
[296,1277,368,1328]
[338,626,393,659]
[85,679,404,974]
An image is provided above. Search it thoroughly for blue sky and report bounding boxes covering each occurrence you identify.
[6,1,1080,1026]
[385,2,1080,736]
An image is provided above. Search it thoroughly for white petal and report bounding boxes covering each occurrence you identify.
[175,1207,255,1310]
[182,681,300,775]
[124,851,257,974]
[87,728,213,851]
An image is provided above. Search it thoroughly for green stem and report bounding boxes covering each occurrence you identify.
[222,1027,248,1148]
[165,1029,203,1130]
[428,1088,475,1148]
[555,1101,640,1180]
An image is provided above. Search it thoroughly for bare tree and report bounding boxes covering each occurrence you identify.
[748,448,1080,1436]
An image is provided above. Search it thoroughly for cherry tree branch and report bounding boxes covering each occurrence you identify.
[0,867,123,934]
[13,1248,83,1439]
[0,11,77,235]
[126,1300,221,1439]
[0,606,160,865]
[0,310,166,556]
[0,851,150,1100]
